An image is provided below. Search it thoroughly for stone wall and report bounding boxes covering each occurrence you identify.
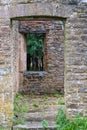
[18,20,64,94]
[0,18,13,128]
[11,21,20,93]
[65,2,87,117]
[0,0,87,128]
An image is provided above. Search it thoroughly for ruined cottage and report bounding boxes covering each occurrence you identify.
[0,0,87,129]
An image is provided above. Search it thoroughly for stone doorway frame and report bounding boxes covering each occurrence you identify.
[11,18,65,94]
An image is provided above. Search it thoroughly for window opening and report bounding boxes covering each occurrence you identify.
[26,33,44,71]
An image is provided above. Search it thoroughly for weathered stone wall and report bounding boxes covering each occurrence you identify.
[0,0,87,128]
[0,17,13,128]
[65,2,87,117]
[11,21,20,93]
[18,20,64,94]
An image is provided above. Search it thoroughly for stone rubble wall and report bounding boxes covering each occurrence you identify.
[0,0,87,128]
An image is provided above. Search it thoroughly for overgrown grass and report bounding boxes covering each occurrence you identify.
[13,93,28,125]
[56,109,87,130]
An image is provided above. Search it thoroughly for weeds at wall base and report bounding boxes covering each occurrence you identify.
[55,109,87,130]
[13,93,28,125]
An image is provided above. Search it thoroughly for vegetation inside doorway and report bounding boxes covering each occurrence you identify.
[13,93,87,130]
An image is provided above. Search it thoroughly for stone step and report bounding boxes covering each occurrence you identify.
[13,121,56,130]
[25,111,57,122]
[13,95,64,130]
[25,105,65,122]
[28,105,60,112]
[27,105,65,113]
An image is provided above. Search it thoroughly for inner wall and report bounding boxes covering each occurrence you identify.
[19,20,64,94]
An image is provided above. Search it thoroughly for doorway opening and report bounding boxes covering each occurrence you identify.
[13,19,65,128]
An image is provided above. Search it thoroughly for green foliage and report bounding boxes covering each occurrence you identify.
[41,119,48,129]
[0,128,12,130]
[13,93,28,125]
[33,103,39,108]
[56,109,87,130]
[27,33,44,71]
[27,34,44,59]
[44,93,63,99]
[58,99,65,105]
[0,128,5,130]
[52,93,63,98]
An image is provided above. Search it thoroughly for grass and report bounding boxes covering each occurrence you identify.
[58,99,65,105]
[0,128,12,130]
[13,93,28,125]
[13,93,87,130]
[33,103,39,107]
[13,93,64,126]
[41,119,48,129]
[56,109,87,130]
[52,93,63,98]
[44,93,63,98]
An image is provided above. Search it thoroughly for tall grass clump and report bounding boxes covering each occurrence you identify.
[56,109,87,130]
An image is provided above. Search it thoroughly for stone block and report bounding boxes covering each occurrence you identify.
[79,88,87,93]
[0,6,9,18]
[62,0,79,5]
